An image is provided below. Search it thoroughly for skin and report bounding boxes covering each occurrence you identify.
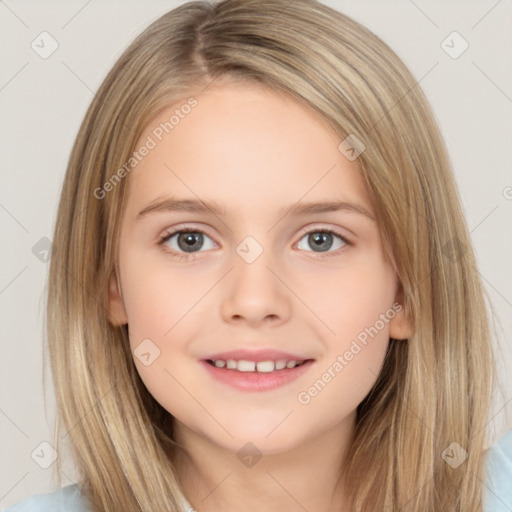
[108,80,412,512]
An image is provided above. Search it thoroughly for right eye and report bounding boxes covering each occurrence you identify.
[158,228,217,259]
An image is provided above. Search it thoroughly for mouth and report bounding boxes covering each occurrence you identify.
[201,356,315,392]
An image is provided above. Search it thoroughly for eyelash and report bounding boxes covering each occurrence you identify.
[157,225,352,262]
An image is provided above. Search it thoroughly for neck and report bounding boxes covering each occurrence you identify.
[172,414,355,512]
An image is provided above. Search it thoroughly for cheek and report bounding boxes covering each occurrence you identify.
[297,255,396,398]
[296,284,394,427]
[120,251,208,343]
[118,259,201,419]
[118,253,211,405]
[299,254,397,340]
[295,342,387,436]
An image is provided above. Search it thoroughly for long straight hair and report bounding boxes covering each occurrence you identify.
[46,0,495,510]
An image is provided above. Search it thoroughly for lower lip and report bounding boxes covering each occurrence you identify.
[200,360,315,392]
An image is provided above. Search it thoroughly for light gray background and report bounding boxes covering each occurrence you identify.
[1,0,511,508]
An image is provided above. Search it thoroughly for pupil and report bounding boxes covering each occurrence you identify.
[178,232,203,252]
[309,232,332,252]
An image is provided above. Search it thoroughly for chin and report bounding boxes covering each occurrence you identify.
[212,416,306,455]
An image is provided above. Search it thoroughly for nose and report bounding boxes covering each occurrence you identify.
[220,247,292,327]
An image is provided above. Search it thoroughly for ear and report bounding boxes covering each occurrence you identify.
[388,283,414,340]
[107,271,128,326]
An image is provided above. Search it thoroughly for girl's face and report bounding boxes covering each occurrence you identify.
[109,81,411,455]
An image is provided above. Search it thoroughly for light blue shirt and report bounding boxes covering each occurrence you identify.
[3,430,511,511]
[484,429,512,511]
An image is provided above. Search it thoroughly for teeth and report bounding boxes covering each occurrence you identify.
[256,361,275,373]
[210,358,305,372]
[237,360,256,372]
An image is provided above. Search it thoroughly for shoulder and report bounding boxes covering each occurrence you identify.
[484,429,512,512]
[2,484,92,512]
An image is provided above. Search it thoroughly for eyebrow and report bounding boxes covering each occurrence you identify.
[136,197,375,221]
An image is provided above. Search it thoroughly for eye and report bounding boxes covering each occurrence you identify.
[296,229,349,256]
[158,225,351,261]
[158,227,216,258]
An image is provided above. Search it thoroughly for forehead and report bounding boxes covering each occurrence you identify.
[124,82,373,219]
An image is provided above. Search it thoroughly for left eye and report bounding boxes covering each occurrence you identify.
[296,230,348,253]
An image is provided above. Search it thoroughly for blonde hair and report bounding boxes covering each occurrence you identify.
[46,0,495,510]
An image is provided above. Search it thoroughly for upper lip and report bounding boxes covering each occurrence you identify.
[203,349,313,363]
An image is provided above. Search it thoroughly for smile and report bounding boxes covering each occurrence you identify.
[201,358,315,391]
[206,359,307,372]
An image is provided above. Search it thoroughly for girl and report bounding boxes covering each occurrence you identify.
[5,0,511,511]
